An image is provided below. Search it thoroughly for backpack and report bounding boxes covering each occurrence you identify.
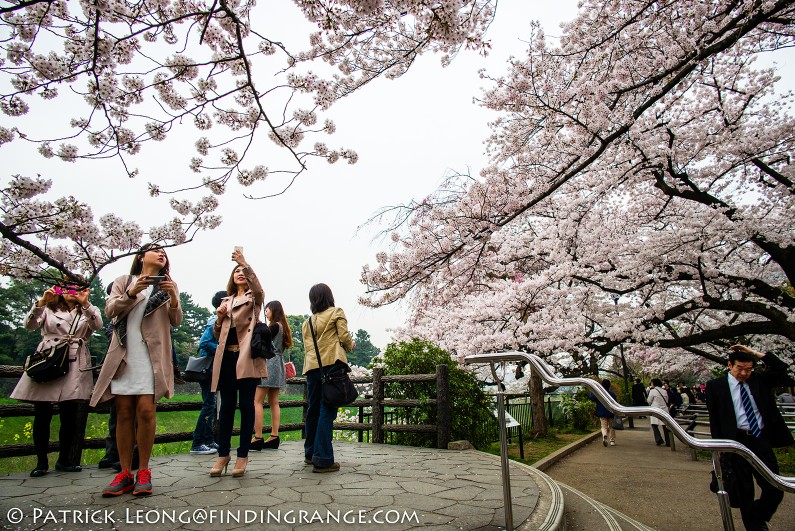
[250,322,276,360]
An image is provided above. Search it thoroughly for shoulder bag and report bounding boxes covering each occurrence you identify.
[24,312,81,384]
[183,351,213,383]
[308,316,358,408]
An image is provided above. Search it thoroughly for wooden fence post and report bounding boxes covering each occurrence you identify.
[436,364,450,449]
[372,367,384,444]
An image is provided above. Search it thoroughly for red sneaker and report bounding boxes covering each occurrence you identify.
[133,468,152,496]
[102,470,134,497]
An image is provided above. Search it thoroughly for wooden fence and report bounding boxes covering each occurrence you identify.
[0,364,451,461]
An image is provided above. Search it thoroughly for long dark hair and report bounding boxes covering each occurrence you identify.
[265,300,293,349]
[309,283,334,314]
[130,243,170,276]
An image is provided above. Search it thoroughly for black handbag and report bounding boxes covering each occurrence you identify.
[24,313,80,384]
[710,454,741,508]
[308,316,358,408]
[250,322,276,360]
[183,353,213,383]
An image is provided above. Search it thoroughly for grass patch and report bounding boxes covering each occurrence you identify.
[0,393,308,475]
[695,448,794,475]
[483,428,592,465]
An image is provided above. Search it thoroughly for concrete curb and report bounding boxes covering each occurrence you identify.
[531,430,602,472]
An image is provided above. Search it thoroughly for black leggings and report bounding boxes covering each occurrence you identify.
[32,401,79,468]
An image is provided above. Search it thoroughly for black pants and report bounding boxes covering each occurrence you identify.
[651,424,670,446]
[32,401,78,468]
[734,433,783,530]
[216,351,258,458]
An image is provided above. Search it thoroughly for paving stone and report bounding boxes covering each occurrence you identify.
[0,440,548,530]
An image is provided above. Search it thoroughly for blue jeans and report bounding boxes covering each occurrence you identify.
[192,378,216,447]
[216,351,258,458]
[304,366,338,468]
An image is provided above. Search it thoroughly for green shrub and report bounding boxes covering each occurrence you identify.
[558,392,596,431]
[378,339,493,449]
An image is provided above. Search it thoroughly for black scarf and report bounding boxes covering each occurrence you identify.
[114,287,170,347]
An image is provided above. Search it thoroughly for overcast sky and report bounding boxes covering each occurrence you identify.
[2,1,588,347]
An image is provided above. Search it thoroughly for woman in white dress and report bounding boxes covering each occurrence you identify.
[90,244,182,497]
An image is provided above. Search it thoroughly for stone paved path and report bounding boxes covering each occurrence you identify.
[543,418,795,530]
[0,441,543,531]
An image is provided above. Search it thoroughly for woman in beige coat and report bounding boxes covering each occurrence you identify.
[209,249,266,478]
[91,244,182,498]
[301,283,355,472]
[11,283,103,477]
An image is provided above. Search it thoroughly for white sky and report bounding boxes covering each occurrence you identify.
[2,1,581,348]
[12,1,792,350]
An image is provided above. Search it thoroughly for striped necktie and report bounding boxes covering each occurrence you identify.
[739,382,761,437]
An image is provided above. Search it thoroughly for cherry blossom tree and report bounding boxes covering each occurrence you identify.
[362,1,795,377]
[0,0,495,284]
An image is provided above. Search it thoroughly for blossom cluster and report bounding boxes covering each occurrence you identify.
[0,0,495,281]
[362,0,795,375]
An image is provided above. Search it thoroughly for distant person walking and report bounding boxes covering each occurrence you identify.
[251,301,293,451]
[632,377,647,418]
[302,283,356,473]
[589,379,617,447]
[706,345,794,531]
[647,378,671,447]
[11,281,103,477]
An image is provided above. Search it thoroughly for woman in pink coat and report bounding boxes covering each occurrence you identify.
[91,244,182,498]
[11,282,103,477]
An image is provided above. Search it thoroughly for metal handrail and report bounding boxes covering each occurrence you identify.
[464,351,795,530]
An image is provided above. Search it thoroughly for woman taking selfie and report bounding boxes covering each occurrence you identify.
[302,283,355,473]
[11,281,103,477]
[209,248,266,478]
[91,244,182,497]
[251,300,292,451]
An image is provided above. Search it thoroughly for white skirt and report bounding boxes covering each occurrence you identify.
[111,285,155,395]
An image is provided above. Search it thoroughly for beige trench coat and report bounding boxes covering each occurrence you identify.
[11,303,103,403]
[90,275,183,406]
[210,266,267,392]
[301,307,353,374]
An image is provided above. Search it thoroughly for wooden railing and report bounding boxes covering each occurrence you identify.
[0,364,451,461]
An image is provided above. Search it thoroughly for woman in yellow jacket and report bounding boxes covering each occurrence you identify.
[209,249,267,477]
[301,283,355,472]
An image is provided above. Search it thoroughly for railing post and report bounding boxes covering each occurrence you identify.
[712,451,736,531]
[497,391,514,530]
[372,367,384,444]
[358,402,364,443]
[436,364,450,449]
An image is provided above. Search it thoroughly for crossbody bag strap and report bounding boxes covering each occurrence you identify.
[66,311,81,338]
[308,316,324,371]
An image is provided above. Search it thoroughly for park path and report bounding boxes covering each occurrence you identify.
[543,417,795,530]
[0,440,548,531]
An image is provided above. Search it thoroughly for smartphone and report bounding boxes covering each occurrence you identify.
[234,246,243,253]
[146,275,166,284]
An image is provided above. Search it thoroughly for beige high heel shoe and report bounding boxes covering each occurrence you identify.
[210,455,231,477]
[232,457,248,477]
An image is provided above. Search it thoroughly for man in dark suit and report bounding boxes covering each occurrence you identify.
[706,345,794,530]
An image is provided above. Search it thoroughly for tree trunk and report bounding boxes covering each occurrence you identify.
[529,368,548,436]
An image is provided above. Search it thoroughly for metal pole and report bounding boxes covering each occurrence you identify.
[712,451,736,531]
[497,391,514,530]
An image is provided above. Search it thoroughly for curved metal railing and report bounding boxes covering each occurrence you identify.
[464,351,795,531]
